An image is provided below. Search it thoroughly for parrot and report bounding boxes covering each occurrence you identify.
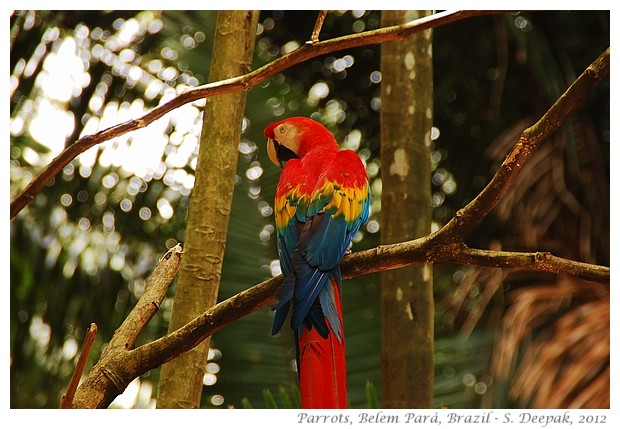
[264,116,370,408]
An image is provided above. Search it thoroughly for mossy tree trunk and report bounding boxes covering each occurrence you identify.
[380,10,434,408]
[156,10,259,408]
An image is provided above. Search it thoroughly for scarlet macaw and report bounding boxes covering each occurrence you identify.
[264,116,370,408]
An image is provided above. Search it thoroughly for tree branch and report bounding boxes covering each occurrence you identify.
[10,10,506,219]
[74,236,609,407]
[106,244,183,353]
[310,10,328,43]
[70,244,183,408]
[342,242,609,284]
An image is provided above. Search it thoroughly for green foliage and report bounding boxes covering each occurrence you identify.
[365,381,381,409]
[240,385,300,409]
[241,383,383,409]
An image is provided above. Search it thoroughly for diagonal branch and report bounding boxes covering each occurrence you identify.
[10,9,507,219]
[431,47,610,245]
[106,244,183,353]
[70,245,183,408]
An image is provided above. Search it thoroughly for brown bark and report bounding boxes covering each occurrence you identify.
[380,10,434,408]
[155,10,258,408]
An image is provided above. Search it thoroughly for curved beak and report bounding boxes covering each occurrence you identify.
[267,138,299,168]
[267,138,281,168]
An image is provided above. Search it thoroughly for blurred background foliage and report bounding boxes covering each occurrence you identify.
[10,10,609,408]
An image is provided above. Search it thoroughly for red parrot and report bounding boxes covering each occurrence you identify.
[264,116,370,409]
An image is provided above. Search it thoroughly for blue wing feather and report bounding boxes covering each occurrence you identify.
[271,150,370,342]
[299,212,349,270]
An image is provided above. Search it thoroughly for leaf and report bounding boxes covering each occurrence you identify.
[365,380,380,408]
[262,388,279,409]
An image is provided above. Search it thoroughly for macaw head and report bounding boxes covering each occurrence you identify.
[264,116,338,168]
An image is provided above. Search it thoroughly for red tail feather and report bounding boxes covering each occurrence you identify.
[297,280,347,408]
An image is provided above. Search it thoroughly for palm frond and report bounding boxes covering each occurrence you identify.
[495,279,609,408]
[493,278,610,408]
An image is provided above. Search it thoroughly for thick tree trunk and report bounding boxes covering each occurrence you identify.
[156,10,258,408]
[380,10,434,408]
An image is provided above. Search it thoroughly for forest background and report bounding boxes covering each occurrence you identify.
[9,9,610,411]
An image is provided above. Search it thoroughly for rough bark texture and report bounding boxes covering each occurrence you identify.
[156,10,258,408]
[380,10,434,408]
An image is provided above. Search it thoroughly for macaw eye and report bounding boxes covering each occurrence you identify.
[278,125,286,134]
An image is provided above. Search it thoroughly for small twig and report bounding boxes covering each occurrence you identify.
[310,10,328,44]
[61,323,97,409]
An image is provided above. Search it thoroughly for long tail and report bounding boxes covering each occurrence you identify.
[297,279,347,408]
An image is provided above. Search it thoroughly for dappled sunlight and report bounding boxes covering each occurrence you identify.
[111,378,155,408]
